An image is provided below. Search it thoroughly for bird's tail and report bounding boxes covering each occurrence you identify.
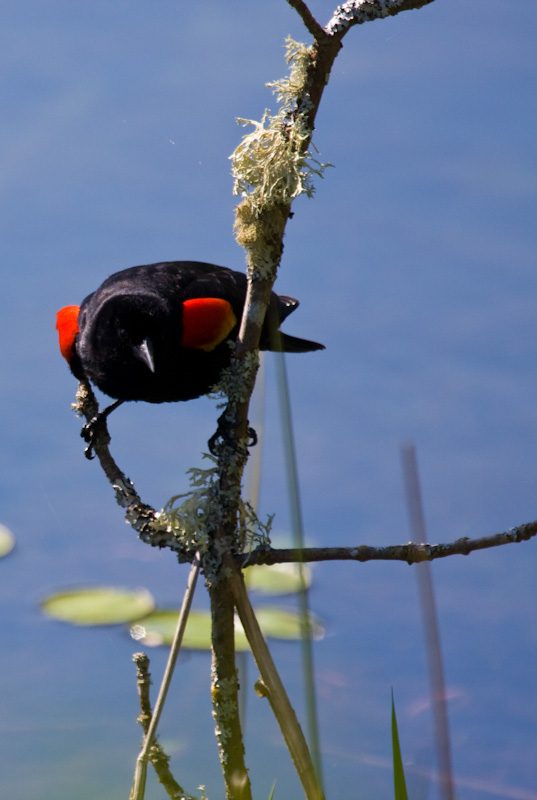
[274,332,325,353]
[262,295,325,352]
[276,295,300,322]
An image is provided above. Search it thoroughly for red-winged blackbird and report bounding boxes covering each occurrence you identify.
[57,261,324,454]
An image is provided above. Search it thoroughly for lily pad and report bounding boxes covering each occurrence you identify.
[245,562,312,595]
[41,586,155,626]
[130,609,249,650]
[0,524,15,557]
[253,606,324,641]
[130,605,324,649]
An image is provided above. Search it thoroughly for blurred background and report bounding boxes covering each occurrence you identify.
[1,1,536,797]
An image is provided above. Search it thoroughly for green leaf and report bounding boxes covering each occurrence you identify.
[245,562,312,595]
[0,524,15,557]
[41,586,155,626]
[392,690,409,800]
[130,606,324,649]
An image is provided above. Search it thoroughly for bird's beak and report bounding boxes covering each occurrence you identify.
[133,338,155,373]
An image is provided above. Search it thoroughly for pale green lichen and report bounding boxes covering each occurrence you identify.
[267,37,312,108]
[212,670,241,764]
[154,457,222,555]
[73,382,89,416]
[233,201,288,279]
[155,456,272,560]
[213,351,260,405]
[230,37,328,217]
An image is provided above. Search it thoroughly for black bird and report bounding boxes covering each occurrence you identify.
[57,261,324,455]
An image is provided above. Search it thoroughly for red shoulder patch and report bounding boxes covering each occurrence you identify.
[181,298,237,352]
[56,305,80,362]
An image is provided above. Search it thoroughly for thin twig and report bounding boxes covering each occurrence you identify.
[286,0,326,39]
[133,653,153,733]
[131,654,193,800]
[236,521,537,567]
[132,553,202,800]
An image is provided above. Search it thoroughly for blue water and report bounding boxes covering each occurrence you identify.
[1,2,537,798]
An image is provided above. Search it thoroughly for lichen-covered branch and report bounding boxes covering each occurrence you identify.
[131,653,196,800]
[224,1,443,459]
[209,577,252,800]
[207,33,333,792]
[74,382,162,535]
[75,383,221,562]
[325,0,436,36]
[76,4,443,798]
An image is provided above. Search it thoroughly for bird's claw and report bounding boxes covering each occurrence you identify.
[247,426,258,448]
[208,416,257,457]
[80,414,108,460]
[79,399,122,460]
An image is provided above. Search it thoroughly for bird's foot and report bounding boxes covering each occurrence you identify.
[208,414,257,457]
[81,413,108,459]
[80,399,123,459]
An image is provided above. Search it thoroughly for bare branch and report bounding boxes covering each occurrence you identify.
[237,521,537,567]
[229,557,324,800]
[286,0,325,39]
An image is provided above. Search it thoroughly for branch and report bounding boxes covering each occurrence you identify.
[219,0,440,475]
[325,0,436,36]
[228,557,324,800]
[237,521,537,567]
[74,383,536,570]
[132,554,202,800]
[131,653,196,800]
[286,0,325,38]
[74,382,192,558]
[209,576,252,800]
